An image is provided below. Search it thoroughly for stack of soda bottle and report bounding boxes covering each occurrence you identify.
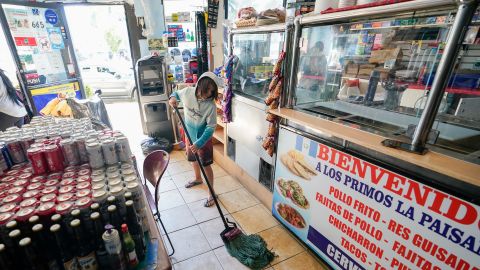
[0,116,149,269]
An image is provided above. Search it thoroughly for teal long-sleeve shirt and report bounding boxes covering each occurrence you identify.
[171,87,217,148]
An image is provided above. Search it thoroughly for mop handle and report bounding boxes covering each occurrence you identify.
[173,106,229,229]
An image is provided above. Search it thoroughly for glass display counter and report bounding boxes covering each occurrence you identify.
[290,5,480,163]
[231,25,285,102]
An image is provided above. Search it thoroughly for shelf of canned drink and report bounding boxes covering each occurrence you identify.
[0,116,168,270]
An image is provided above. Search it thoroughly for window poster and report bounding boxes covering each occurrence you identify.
[3,5,69,86]
[47,27,64,50]
[273,127,480,270]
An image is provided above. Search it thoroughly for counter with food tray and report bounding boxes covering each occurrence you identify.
[263,0,480,269]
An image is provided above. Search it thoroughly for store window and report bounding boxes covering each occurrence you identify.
[293,9,456,136]
[0,23,20,88]
[232,31,284,101]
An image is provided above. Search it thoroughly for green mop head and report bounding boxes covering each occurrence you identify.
[222,226,275,270]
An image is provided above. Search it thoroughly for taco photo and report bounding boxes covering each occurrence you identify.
[277,178,309,209]
[280,150,317,180]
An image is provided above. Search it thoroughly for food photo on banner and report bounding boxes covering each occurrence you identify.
[272,127,480,270]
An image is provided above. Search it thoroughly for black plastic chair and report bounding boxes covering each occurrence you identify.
[142,150,174,256]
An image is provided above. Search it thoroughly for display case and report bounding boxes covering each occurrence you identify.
[226,24,286,190]
[288,1,480,164]
[230,24,285,102]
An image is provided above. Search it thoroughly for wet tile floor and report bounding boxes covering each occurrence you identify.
[106,101,328,270]
[155,150,328,270]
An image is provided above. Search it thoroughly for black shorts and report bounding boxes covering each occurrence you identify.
[186,139,213,167]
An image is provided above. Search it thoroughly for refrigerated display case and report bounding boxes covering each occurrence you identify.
[226,24,285,190]
[287,1,480,164]
[231,24,285,102]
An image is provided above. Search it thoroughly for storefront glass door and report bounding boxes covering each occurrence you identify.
[64,4,135,99]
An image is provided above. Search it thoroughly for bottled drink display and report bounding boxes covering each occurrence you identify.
[126,200,146,260]
[19,237,41,270]
[121,224,139,268]
[91,212,110,270]
[32,224,62,270]
[0,243,13,269]
[102,224,127,270]
[0,117,150,269]
[71,219,98,270]
[8,229,22,268]
[51,224,80,270]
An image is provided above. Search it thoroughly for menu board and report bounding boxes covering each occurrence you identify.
[273,127,480,270]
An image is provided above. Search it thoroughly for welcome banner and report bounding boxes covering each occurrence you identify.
[272,127,480,270]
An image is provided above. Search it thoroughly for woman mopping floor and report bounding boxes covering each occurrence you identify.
[171,72,275,269]
[168,72,220,207]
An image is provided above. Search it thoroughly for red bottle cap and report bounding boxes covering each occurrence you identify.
[15,207,35,222]
[26,183,43,191]
[13,179,28,187]
[0,183,10,190]
[1,176,16,183]
[2,194,22,204]
[40,193,57,203]
[0,212,14,225]
[57,193,75,203]
[75,189,91,198]
[0,204,19,214]
[23,190,40,200]
[62,172,77,179]
[59,185,75,194]
[47,173,62,180]
[5,170,20,176]
[64,166,78,173]
[10,165,23,170]
[20,198,38,208]
[8,186,25,195]
[76,182,91,190]
[45,179,60,187]
[77,175,91,183]
[77,169,91,176]
[22,167,33,174]
[37,202,56,216]
[17,173,32,180]
[60,178,75,187]
[41,186,58,195]
[55,202,74,215]
[121,224,128,232]
[30,175,46,183]
[75,197,92,209]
